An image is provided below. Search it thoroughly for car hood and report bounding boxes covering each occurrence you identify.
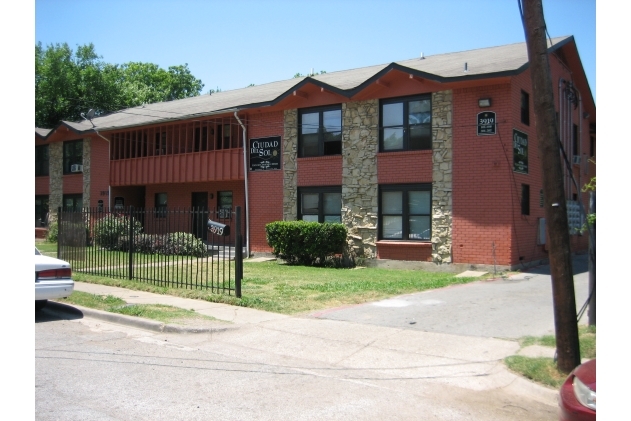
[35,254,71,271]
[574,359,596,392]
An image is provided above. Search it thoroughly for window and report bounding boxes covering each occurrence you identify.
[521,184,530,216]
[299,106,342,157]
[298,187,342,223]
[380,95,432,152]
[155,193,167,218]
[218,191,232,219]
[63,194,83,211]
[379,184,431,240]
[35,195,49,226]
[63,140,83,174]
[521,91,530,126]
[590,136,595,157]
[36,145,49,176]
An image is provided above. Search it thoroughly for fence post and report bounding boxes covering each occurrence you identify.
[129,206,134,280]
[57,206,62,259]
[235,206,242,298]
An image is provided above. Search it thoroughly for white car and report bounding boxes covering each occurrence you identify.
[35,247,74,310]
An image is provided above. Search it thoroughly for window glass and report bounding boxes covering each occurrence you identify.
[409,216,430,240]
[382,191,402,214]
[408,126,431,150]
[323,110,341,134]
[383,103,403,126]
[383,216,403,239]
[299,188,342,223]
[301,133,320,157]
[383,128,404,150]
[409,191,430,214]
[380,184,431,241]
[380,96,431,152]
[302,193,319,214]
[301,113,319,134]
[409,100,431,124]
[323,193,341,214]
[299,107,342,157]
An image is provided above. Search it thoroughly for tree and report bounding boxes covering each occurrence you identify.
[293,70,327,78]
[35,42,204,128]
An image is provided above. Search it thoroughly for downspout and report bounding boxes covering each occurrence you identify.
[234,111,250,257]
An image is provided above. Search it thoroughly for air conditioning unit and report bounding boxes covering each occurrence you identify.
[572,155,582,165]
[70,164,83,173]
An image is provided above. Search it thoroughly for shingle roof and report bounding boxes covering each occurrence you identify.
[35,128,51,138]
[50,36,573,135]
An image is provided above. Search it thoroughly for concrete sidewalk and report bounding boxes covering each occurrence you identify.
[71,281,288,326]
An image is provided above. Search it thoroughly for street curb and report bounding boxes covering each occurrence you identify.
[46,301,238,334]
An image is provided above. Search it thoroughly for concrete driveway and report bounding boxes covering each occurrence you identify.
[309,254,591,340]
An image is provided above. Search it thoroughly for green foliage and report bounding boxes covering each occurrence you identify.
[117,232,207,257]
[293,70,327,78]
[46,222,58,243]
[265,221,348,266]
[93,215,143,250]
[35,42,204,128]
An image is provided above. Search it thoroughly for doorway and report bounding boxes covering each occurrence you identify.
[191,192,209,241]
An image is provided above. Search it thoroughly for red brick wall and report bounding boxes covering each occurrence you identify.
[89,136,111,208]
[63,174,83,194]
[377,242,432,261]
[246,111,284,253]
[35,176,49,195]
[452,83,516,266]
[297,156,343,186]
[377,150,432,183]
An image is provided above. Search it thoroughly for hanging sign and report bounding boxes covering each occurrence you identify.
[477,111,497,135]
[513,129,529,174]
[249,136,281,171]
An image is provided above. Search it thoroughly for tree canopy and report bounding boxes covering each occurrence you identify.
[35,42,204,128]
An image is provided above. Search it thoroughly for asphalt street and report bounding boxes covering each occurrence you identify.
[34,255,593,420]
[310,254,591,339]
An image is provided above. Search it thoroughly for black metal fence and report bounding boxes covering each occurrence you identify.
[57,206,243,297]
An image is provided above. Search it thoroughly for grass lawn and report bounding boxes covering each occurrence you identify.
[38,240,484,314]
[57,291,220,325]
[504,325,596,389]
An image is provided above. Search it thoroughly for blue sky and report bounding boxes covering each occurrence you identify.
[34,0,596,102]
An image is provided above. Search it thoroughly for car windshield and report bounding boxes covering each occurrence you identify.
[35,247,41,255]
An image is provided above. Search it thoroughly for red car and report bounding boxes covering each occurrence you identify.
[558,359,596,421]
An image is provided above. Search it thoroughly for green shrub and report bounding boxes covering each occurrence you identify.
[93,215,143,250]
[265,221,348,266]
[46,222,58,243]
[117,232,206,257]
[164,232,207,257]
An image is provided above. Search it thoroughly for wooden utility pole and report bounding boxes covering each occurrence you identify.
[521,0,581,373]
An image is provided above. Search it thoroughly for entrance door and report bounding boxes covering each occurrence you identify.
[191,192,209,241]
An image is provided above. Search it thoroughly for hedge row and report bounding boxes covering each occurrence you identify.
[265,221,348,266]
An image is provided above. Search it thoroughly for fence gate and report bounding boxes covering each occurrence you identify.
[58,206,243,297]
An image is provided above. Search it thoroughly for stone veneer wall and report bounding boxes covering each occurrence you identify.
[341,100,379,258]
[431,90,453,264]
[82,138,91,208]
[48,142,63,222]
[282,110,298,220]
